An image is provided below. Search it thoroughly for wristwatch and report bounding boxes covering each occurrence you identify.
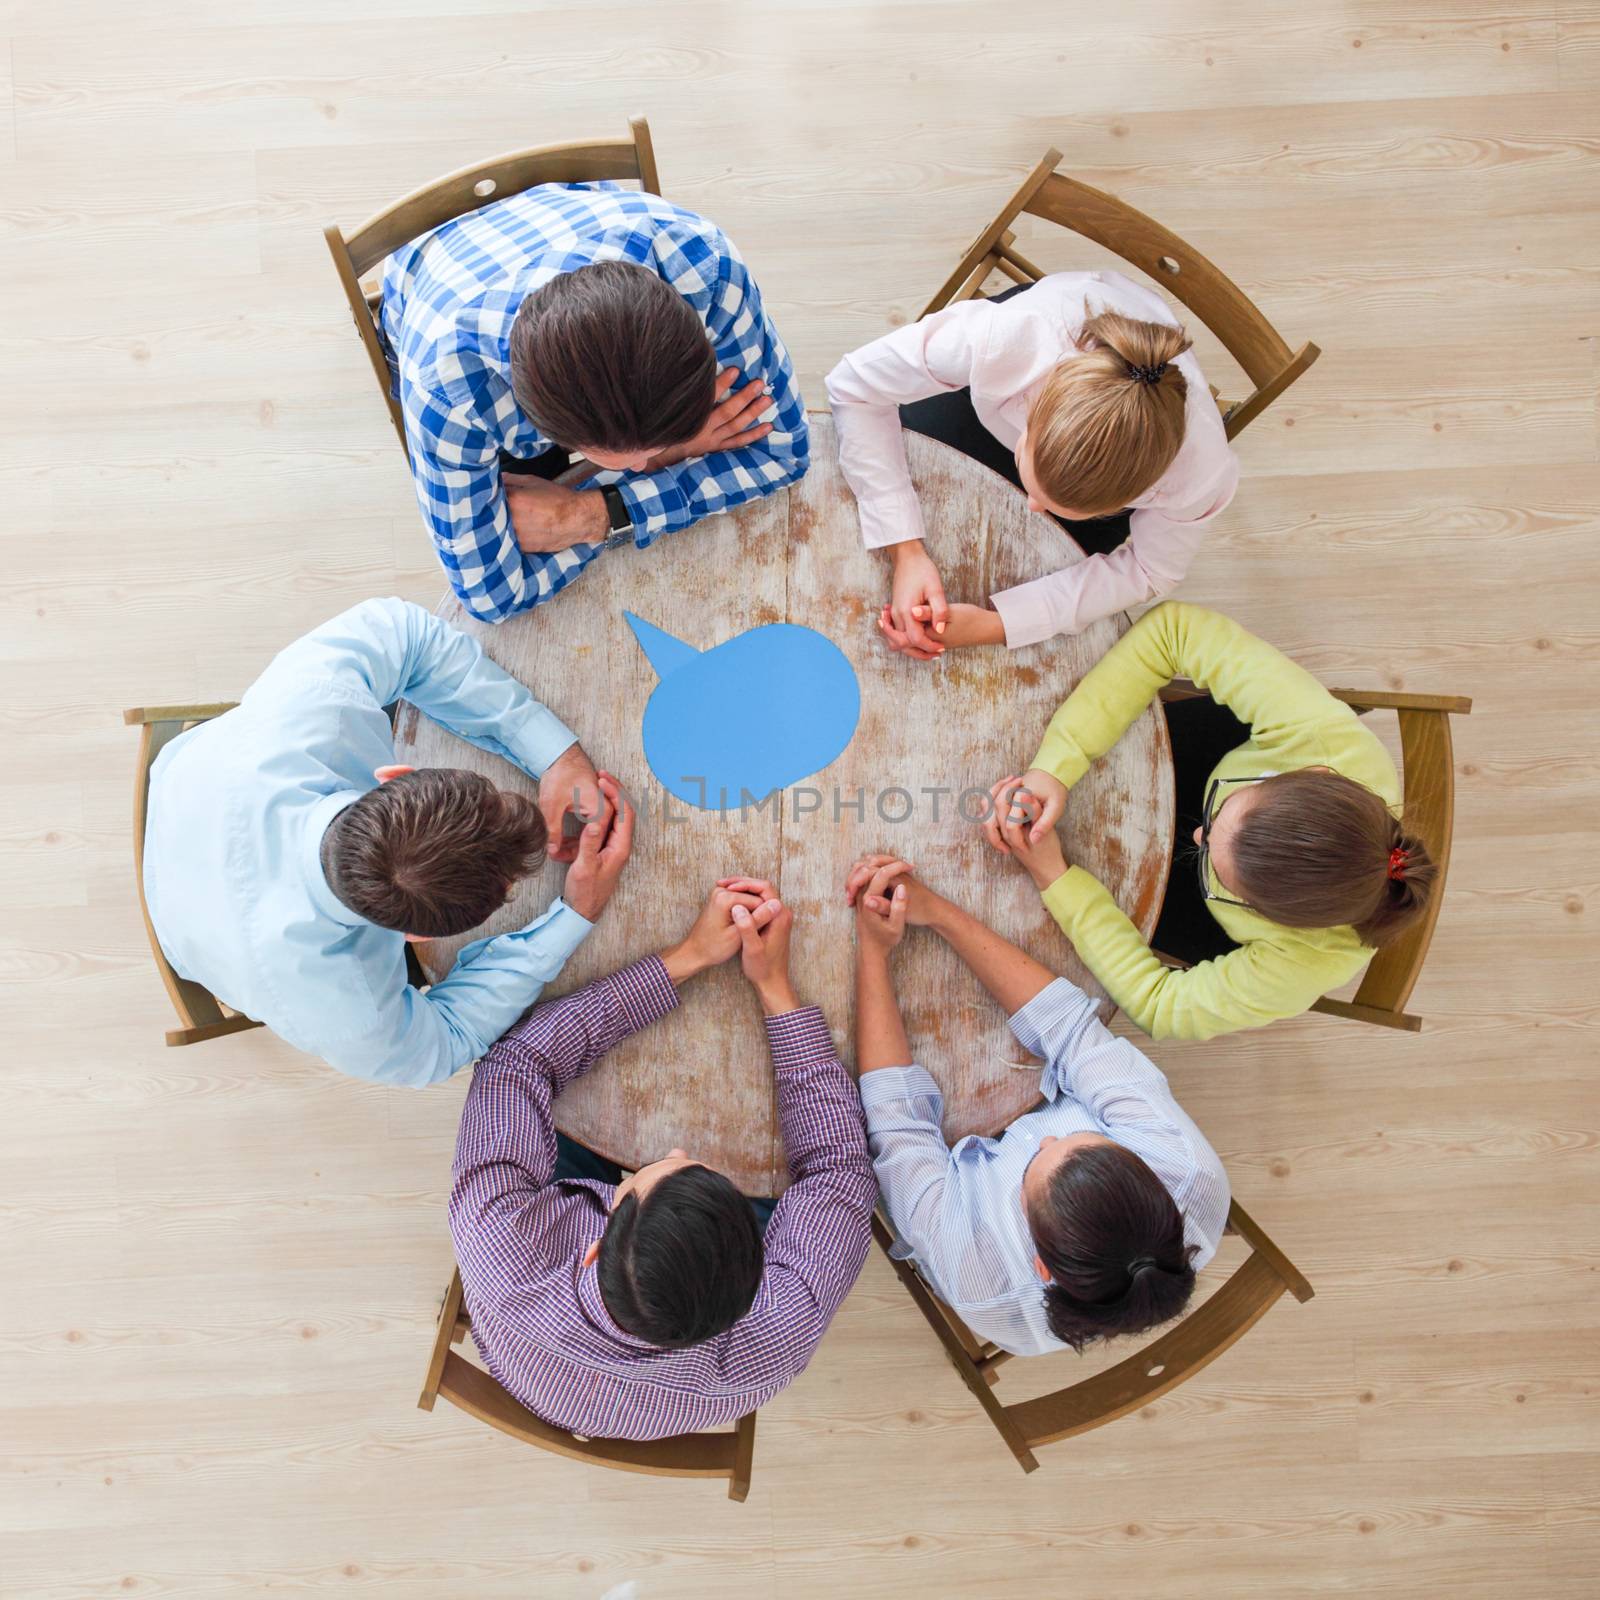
[601,485,633,549]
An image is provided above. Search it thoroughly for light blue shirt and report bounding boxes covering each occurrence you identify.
[860,978,1230,1357]
[143,597,592,1087]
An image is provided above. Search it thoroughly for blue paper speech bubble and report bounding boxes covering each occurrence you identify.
[625,612,861,811]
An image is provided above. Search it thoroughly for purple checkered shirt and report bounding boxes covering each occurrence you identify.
[448,956,875,1441]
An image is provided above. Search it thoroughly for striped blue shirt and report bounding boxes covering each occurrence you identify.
[861,978,1230,1357]
[381,183,809,622]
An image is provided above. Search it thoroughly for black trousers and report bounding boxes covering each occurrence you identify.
[1151,697,1251,964]
[895,282,1133,559]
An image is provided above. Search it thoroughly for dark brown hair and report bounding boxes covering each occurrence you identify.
[508,260,717,451]
[321,769,546,937]
[1028,1142,1197,1351]
[1027,309,1191,515]
[1230,769,1436,946]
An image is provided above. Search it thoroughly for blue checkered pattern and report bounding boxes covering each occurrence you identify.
[381,183,809,621]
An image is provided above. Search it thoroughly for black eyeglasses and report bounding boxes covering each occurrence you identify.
[1196,775,1264,910]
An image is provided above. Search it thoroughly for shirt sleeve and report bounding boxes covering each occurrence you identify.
[1030,600,1374,791]
[858,1064,960,1272]
[736,1007,875,1373]
[1039,869,1371,1041]
[320,898,599,1086]
[401,379,594,624]
[248,596,577,778]
[1009,977,1230,1260]
[449,956,680,1229]
[989,455,1240,647]
[603,240,809,542]
[824,299,994,549]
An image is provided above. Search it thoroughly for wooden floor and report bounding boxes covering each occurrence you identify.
[2,3,1597,1595]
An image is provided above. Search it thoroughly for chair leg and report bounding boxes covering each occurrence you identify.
[165,1015,265,1047]
[727,1411,756,1502]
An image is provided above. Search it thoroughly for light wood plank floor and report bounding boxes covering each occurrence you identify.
[2,3,1596,1595]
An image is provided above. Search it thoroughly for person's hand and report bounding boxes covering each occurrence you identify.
[883,541,948,659]
[647,368,774,468]
[731,897,798,1015]
[661,879,785,984]
[561,773,634,921]
[854,866,910,958]
[539,744,606,864]
[842,854,944,928]
[993,784,1070,892]
[897,600,1006,651]
[980,768,1068,854]
[505,476,609,553]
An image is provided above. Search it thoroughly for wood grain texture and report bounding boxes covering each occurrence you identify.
[3,4,1598,1595]
[394,417,1172,1191]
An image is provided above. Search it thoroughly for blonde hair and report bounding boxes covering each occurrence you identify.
[1026,310,1192,515]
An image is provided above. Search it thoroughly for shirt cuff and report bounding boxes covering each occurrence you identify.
[764,1004,836,1072]
[1040,866,1102,936]
[857,491,928,551]
[606,954,682,1035]
[515,707,581,777]
[858,1062,944,1120]
[527,897,593,968]
[1006,977,1093,1059]
[989,578,1057,649]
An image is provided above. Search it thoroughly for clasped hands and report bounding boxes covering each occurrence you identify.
[876,539,1005,661]
[846,766,1073,947]
[662,876,797,1016]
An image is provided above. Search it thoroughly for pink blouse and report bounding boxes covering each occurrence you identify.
[824,271,1240,647]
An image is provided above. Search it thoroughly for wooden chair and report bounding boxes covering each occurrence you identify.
[323,116,662,456]
[418,1267,757,1502]
[874,1200,1311,1473]
[1157,682,1471,1030]
[124,704,265,1048]
[921,147,1320,440]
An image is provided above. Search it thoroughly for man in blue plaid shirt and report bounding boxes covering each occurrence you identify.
[381,182,809,622]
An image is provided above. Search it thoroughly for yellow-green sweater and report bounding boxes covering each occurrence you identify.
[1032,602,1400,1042]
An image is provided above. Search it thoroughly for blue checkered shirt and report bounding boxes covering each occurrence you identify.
[381,183,809,621]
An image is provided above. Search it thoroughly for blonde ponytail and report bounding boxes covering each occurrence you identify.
[1025,310,1192,516]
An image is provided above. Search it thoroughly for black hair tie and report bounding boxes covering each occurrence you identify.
[1128,1255,1157,1276]
[1129,363,1167,386]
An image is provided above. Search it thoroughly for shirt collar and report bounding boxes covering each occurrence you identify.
[302,789,368,929]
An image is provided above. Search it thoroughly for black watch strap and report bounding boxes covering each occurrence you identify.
[601,485,632,538]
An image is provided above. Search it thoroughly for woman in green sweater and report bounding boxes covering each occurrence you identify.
[983,602,1436,1041]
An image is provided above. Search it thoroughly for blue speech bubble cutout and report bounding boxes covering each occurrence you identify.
[625,612,861,810]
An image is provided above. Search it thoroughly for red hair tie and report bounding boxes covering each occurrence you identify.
[1387,847,1410,882]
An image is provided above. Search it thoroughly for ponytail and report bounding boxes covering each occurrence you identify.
[1025,309,1192,517]
[1028,1142,1197,1352]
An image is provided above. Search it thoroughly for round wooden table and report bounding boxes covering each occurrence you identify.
[396,413,1173,1194]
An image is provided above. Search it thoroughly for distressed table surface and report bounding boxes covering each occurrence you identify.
[396,413,1172,1193]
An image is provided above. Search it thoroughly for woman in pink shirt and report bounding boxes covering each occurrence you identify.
[824,272,1240,657]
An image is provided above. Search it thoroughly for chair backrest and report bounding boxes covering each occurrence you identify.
[874,1201,1311,1473]
[322,117,663,454]
[124,704,265,1048]
[1310,690,1471,1031]
[921,148,1320,440]
[417,1267,755,1501]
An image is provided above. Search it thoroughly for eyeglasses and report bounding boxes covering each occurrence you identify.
[1196,775,1265,910]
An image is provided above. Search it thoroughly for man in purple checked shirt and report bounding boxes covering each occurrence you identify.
[448,875,875,1442]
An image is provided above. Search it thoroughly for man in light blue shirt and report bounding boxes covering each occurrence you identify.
[847,855,1229,1357]
[143,598,632,1087]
